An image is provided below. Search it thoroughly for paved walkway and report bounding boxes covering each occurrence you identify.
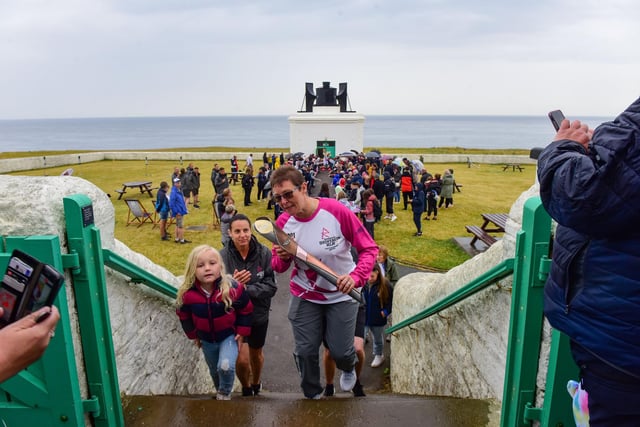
[122,171,496,426]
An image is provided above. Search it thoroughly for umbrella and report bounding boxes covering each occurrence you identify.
[392,157,403,166]
[339,151,356,158]
[365,151,380,159]
[412,159,425,172]
[381,154,394,161]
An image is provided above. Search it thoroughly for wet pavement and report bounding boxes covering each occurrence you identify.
[123,265,495,426]
[123,393,492,426]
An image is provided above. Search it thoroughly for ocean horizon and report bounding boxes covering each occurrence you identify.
[0,114,614,153]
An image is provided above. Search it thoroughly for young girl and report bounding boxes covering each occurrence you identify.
[363,263,393,368]
[175,245,253,400]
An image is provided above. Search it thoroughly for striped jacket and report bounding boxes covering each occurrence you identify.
[176,277,253,343]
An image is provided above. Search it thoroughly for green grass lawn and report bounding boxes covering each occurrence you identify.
[10,155,536,275]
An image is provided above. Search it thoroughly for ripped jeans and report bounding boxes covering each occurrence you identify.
[200,334,238,396]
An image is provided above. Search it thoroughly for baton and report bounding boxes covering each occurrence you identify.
[253,217,362,303]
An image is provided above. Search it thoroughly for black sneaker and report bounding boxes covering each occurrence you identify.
[352,381,366,397]
[161,236,170,241]
[251,383,262,396]
[193,204,200,208]
[323,384,334,397]
[180,239,192,244]
[241,387,253,397]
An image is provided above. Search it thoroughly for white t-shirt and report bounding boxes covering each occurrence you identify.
[272,198,378,304]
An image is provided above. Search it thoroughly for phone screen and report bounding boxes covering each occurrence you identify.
[22,269,56,315]
[0,256,35,323]
[0,251,64,325]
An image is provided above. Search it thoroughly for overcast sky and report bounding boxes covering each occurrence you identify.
[1,0,639,119]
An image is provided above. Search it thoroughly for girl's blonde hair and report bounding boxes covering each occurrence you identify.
[176,245,234,311]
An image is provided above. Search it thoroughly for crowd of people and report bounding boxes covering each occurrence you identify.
[1,150,453,404]
[167,152,415,401]
[8,95,639,425]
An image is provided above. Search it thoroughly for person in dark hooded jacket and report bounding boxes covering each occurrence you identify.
[537,97,640,426]
[220,214,277,397]
[410,182,425,236]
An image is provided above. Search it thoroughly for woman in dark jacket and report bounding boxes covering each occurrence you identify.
[537,97,640,425]
[220,214,277,397]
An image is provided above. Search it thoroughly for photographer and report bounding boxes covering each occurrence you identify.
[538,97,640,426]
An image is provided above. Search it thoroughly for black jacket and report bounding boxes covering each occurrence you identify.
[220,236,277,325]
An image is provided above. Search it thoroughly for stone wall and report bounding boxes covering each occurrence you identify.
[0,175,212,396]
[0,152,536,174]
[390,184,544,401]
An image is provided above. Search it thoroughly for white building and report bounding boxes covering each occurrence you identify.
[288,82,365,158]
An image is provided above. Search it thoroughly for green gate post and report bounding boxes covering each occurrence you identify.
[500,197,552,427]
[0,236,85,426]
[63,195,124,427]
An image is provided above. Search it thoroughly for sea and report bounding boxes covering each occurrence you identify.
[0,115,614,153]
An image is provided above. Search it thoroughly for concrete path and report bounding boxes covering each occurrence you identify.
[121,171,495,426]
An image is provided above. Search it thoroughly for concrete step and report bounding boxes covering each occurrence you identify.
[123,392,495,426]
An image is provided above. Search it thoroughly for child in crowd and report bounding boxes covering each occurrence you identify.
[155,181,171,241]
[220,204,236,247]
[222,188,235,209]
[318,182,331,198]
[175,245,253,400]
[411,182,425,236]
[377,245,399,288]
[363,263,393,368]
[424,174,441,220]
[361,189,377,240]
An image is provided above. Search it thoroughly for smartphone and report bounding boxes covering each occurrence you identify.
[548,110,566,131]
[0,250,64,326]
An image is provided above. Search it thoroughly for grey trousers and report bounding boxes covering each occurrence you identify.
[288,296,358,398]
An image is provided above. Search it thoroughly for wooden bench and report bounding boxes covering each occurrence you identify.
[466,225,498,247]
[502,163,524,172]
[114,189,127,199]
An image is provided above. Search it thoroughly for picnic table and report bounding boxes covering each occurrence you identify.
[115,181,156,200]
[502,163,524,172]
[465,213,508,248]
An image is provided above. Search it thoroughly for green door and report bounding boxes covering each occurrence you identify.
[316,140,335,158]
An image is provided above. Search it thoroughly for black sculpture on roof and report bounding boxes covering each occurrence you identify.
[299,81,354,113]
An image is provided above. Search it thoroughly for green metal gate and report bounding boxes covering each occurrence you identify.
[0,194,124,426]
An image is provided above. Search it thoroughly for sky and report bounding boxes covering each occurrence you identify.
[1,0,639,120]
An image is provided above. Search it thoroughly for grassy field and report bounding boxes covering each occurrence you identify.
[9,155,536,275]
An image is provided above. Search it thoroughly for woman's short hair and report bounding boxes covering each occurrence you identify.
[270,165,304,187]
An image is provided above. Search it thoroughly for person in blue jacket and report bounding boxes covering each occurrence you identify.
[169,178,191,244]
[537,97,640,426]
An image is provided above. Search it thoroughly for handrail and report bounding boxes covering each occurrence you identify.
[102,248,177,299]
[385,257,515,334]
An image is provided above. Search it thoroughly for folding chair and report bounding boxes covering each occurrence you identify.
[211,199,221,229]
[124,199,155,227]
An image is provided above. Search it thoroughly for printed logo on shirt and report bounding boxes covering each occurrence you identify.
[321,227,331,240]
[318,228,340,249]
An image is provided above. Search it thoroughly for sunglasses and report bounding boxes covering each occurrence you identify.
[273,186,299,203]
